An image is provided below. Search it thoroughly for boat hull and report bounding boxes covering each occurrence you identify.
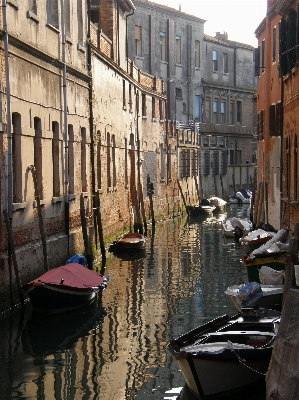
[27,284,98,315]
[188,351,270,399]
[243,256,286,283]
[114,233,146,250]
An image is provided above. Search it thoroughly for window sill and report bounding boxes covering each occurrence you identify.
[66,36,73,45]
[12,202,26,212]
[81,192,89,198]
[123,106,127,111]
[27,10,39,23]
[152,118,157,122]
[107,187,113,193]
[68,194,76,200]
[175,63,183,67]
[136,56,144,60]
[78,43,85,53]
[142,116,147,120]
[33,199,45,208]
[52,196,64,204]
[97,189,103,195]
[125,184,129,189]
[8,0,19,9]
[46,23,59,33]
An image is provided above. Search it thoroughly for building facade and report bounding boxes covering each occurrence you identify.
[254,0,299,231]
[0,0,184,312]
[127,0,257,199]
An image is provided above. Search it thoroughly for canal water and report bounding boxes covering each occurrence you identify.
[0,204,266,399]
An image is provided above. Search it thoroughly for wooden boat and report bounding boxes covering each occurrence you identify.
[22,263,108,315]
[243,229,289,282]
[207,196,227,213]
[167,310,279,400]
[225,283,284,312]
[222,217,252,238]
[239,228,276,250]
[111,232,147,250]
[186,204,216,217]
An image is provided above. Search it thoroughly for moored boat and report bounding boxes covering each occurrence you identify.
[207,196,227,213]
[229,189,252,204]
[222,217,252,238]
[225,282,284,312]
[186,204,216,217]
[22,263,108,315]
[167,310,279,399]
[111,232,147,250]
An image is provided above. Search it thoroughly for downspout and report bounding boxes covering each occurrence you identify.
[2,0,12,221]
[60,0,69,242]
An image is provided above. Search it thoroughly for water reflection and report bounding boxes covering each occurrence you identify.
[0,205,265,399]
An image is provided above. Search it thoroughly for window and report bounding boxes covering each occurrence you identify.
[205,98,210,123]
[152,97,156,119]
[12,113,22,203]
[107,133,111,188]
[176,88,182,98]
[64,0,71,37]
[135,26,142,56]
[269,104,275,136]
[223,52,228,73]
[213,99,218,123]
[237,101,242,124]
[46,0,58,29]
[272,26,276,62]
[213,50,218,72]
[112,135,116,187]
[52,121,60,197]
[77,0,83,45]
[68,125,75,194]
[90,10,99,28]
[159,100,164,120]
[221,101,226,123]
[123,80,126,108]
[142,93,147,117]
[129,84,132,110]
[195,95,201,120]
[195,40,200,68]
[229,101,234,124]
[176,35,181,64]
[160,32,166,61]
[261,40,265,72]
[81,128,87,192]
[34,117,44,199]
[28,0,37,14]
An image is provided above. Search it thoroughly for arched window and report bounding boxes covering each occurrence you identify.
[12,113,22,203]
[34,117,43,199]
[52,121,60,197]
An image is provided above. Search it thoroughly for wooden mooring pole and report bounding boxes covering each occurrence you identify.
[3,210,24,307]
[177,179,189,216]
[80,194,93,270]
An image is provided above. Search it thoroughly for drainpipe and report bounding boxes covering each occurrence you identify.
[2,0,12,221]
[60,0,69,240]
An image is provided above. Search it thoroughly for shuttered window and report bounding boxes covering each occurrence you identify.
[269,104,276,136]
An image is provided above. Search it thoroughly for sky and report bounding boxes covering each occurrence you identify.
[153,0,267,47]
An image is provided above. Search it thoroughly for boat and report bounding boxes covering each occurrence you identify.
[229,189,252,204]
[187,203,216,217]
[243,228,289,282]
[207,196,227,213]
[167,310,279,400]
[225,282,284,312]
[222,217,252,238]
[239,228,276,251]
[110,232,147,250]
[22,263,108,315]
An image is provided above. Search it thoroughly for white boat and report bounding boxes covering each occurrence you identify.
[225,282,284,311]
[229,189,252,204]
[208,196,227,213]
[222,217,252,238]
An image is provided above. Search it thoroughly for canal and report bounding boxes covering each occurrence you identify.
[0,204,266,399]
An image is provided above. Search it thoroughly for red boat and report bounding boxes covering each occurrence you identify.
[22,263,108,315]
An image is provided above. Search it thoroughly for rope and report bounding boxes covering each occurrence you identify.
[226,340,267,376]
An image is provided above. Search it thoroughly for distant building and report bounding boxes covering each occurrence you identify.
[128,0,257,199]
